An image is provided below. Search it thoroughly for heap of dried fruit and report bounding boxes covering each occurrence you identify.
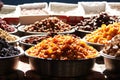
[0,18,15,32]
[0,38,20,57]
[76,12,120,31]
[26,34,98,60]
[24,17,73,33]
[103,34,120,58]
[85,22,120,44]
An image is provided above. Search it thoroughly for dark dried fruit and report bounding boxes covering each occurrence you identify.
[0,18,15,32]
[76,12,120,31]
[0,38,20,57]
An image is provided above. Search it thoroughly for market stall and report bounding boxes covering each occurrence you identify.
[0,1,120,80]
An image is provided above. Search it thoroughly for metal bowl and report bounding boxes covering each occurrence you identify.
[0,48,23,75]
[19,35,48,50]
[19,35,49,63]
[101,52,120,72]
[25,52,95,77]
[86,42,104,52]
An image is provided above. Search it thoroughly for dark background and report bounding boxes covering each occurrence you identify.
[2,0,120,5]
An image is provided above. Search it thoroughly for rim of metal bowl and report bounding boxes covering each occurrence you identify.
[18,25,48,35]
[77,29,92,34]
[9,28,18,34]
[18,25,75,35]
[86,41,104,46]
[82,37,104,46]
[100,51,117,60]
[7,35,20,43]
[0,47,24,59]
[25,51,97,61]
[19,35,47,46]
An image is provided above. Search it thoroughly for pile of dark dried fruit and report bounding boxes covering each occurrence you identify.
[0,38,20,57]
[22,35,51,44]
[76,12,120,31]
[0,18,15,32]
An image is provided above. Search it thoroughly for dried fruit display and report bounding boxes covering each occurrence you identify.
[26,34,98,60]
[24,17,73,33]
[0,18,15,32]
[103,34,120,58]
[85,22,120,44]
[76,12,120,31]
[0,38,20,57]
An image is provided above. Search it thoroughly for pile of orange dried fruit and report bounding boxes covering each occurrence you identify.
[85,22,120,44]
[26,35,98,60]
